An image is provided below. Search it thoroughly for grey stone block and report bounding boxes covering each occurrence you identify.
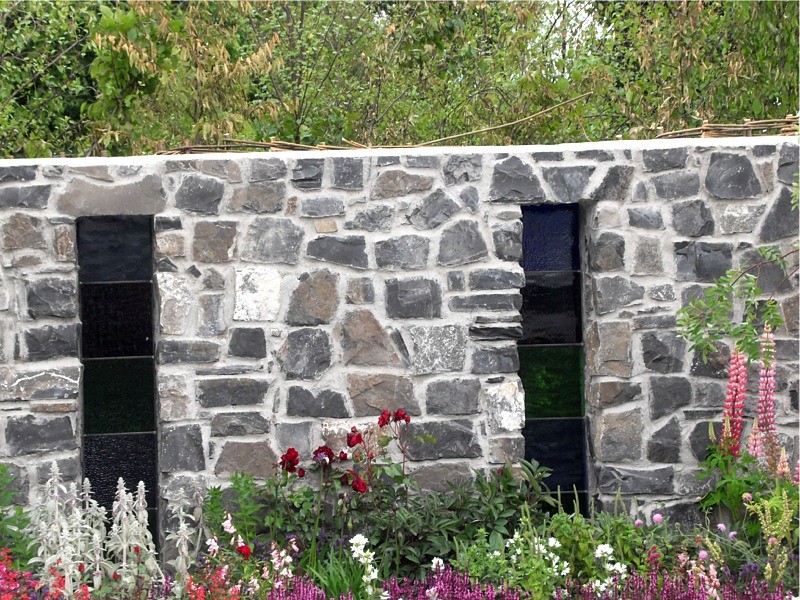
[339,309,401,367]
[597,465,673,494]
[290,159,324,190]
[24,325,78,361]
[438,220,488,266]
[674,241,732,282]
[307,235,368,269]
[590,381,642,407]
[589,232,625,271]
[214,441,275,478]
[489,156,545,203]
[229,181,285,213]
[211,412,270,437]
[332,157,363,190]
[228,328,267,359]
[594,276,644,314]
[760,187,798,243]
[591,165,634,201]
[409,325,467,374]
[777,144,798,184]
[492,221,523,262]
[471,345,519,374]
[344,205,394,232]
[197,378,270,407]
[0,165,36,183]
[375,235,429,270]
[26,277,77,318]
[277,328,332,380]
[627,207,664,229]
[542,166,595,202]
[371,170,433,199]
[443,154,482,185]
[648,418,681,463]
[426,378,481,415]
[468,269,525,290]
[6,415,76,456]
[449,293,521,312]
[193,221,237,262]
[689,421,723,461]
[0,185,51,210]
[298,198,346,218]
[242,217,304,264]
[643,148,688,172]
[250,158,287,181]
[652,171,700,199]
[286,387,349,418]
[406,420,481,460]
[175,175,224,215]
[642,332,686,374]
[459,186,480,212]
[705,153,761,199]
[649,376,691,419]
[672,199,714,237]
[385,277,442,319]
[409,189,460,229]
[347,373,419,416]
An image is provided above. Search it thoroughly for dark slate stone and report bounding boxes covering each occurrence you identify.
[575,149,613,161]
[681,284,709,307]
[406,420,481,460]
[633,315,677,329]
[26,277,77,318]
[157,340,220,364]
[642,332,686,374]
[36,457,79,484]
[385,277,442,319]
[2,463,29,505]
[705,152,761,199]
[155,216,182,231]
[650,376,691,419]
[760,187,799,243]
[651,171,700,199]
[228,328,267,359]
[193,221,237,262]
[690,341,730,379]
[306,235,368,269]
[6,415,76,457]
[0,185,51,209]
[438,220,488,266]
[24,325,78,361]
[409,189,460,229]
[277,328,332,380]
[488,156,545,202]
[286,270,339,326]
[298,197,345,218]
[405,155,440,168]
[672,199,714,237]
[473,314,522,323]
[591,165,634,201]
[211,412,270,437]
[459,186,480,212]
[468,268,525,290]
[290,159,324,189]
[250,158,287,181]
[591,381,642,407]
[345,277,375,304]
[689,421,723,461]
[371,170,434,199]
[7,367,81,401]
[643,148,688,172]
[287,386,349,418]
[175,175,224,215]
[597,466,673,495]
[376,156,400,166]
[447,271,465,291]
[530,152,563,161]
[752,144,776,157]
[0,165,36,183]
[427,378,481,415]
[332,157,363,190]
[660,502,705,530]
[241,217,304,264]
[594,276,644,315]
[344,205,394,232]
[627,207,664,229]
[542,166,595,202]
[492,221,522,262]
[589,232,625,272]
[229,181,284,213]
[375,235,429,270]
[739,248,794,294]
[195,365,260,376]
[674,241,732,282]
[157,258,178,272]
[196,378,269,407]
[777,144,798,184]
[443,154,482,185]
[390,330,411,366]
[450,293,521,312]
[775,339,799,361]
[649,284,676,301]
[161,425,205,472]
[468,323,523,341]
[471,345,519,374]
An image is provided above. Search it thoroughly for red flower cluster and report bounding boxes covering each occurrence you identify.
[378,409,411,427]
[341,470,368,493]
[347,426,363,448]
[312,445,336,466]
[280,447,300,473]
[236,544,251,559]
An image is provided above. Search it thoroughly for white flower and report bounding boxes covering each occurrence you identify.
[595,543,614,559]
[431,557,444,570]
[222,512,236,534]
[205,535,219,557]
[492,550,501,557]
[547,537,562,549]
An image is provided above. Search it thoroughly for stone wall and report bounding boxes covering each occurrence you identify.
[0,137,797,528]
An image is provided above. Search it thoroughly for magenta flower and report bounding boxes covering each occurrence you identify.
[728,531,738,541]
[756,326,780,474]
[716,523,726,532]
[652,513,663,524]
[720,350,747,457]
[634,519,643,527]
[698,550,708,560]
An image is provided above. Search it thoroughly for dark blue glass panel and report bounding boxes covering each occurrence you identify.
[83,358,154,434]
[523,418,586,491]
[521,204,579,271]
[83,433,157,510]
[520,272,582,344]
[77,216,153,283]
[80,282,153,358]
[518,345,583,418]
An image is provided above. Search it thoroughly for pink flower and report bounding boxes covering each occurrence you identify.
[768,537,779,545]
[698,550,708,560]
[222,513,236,534]
[757,326,780,474]
[742,492,753,502]
[728,531,738,541]
[721,350,747,457]
[634,519,643,527]
[652,513,663,524]
[716,523,726,532]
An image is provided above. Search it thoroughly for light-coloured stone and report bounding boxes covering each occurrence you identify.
[484,378,524,434]
[408,325,467,374]
[597,407,642,462]
[314,218,338,233]
[719,203,766,234]
[156,273,193,335]
[158,373,194,422]
[57,173,165,216]
[233,266,282,321]
[156,232,186,257]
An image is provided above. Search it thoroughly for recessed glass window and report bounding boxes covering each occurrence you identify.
[521,204,579,271]
[518,346,583,419]
[83,358,155,434]
[83,433,157,509]
[80,283,153,358]
[520,272,582,345]
[76,216,153,283]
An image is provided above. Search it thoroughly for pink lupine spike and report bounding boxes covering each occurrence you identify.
[746,418,762,459]
[720,350,747,457]
[757,326,780,474]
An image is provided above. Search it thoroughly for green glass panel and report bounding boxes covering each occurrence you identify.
[518,345,583,418]
[83,358,155,434]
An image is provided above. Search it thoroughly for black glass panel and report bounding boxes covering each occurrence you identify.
[520,272,582,344]
[80,282,153,358]
[519,345,583,418]
[521,204,579,271]
[77,216,153,283]
[523,418,586,491]
[83,358,155,435]
[83,433,157,510]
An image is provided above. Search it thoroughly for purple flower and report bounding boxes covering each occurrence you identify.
[634,519,643,527]
[698,549,708,560]
[652,513,663,524]
[717,523,726,532]
[728,530,738,541]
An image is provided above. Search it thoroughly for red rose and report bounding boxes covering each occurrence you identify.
[78,564,85,572]
[313,445,336,465]
[297,468,305,478]
[394,409,411,423]
[340,473,350,485]
[237,544,252,559]
[113,572,119,581]
[378,410,391,427]
[280,448,300,473]
[351,475,368,493]
[347,431,363,447]
[133,546,140,555]
[339,450,348,461]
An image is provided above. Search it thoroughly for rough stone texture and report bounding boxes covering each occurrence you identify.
[410,463,474,492]
[229,181,284,213]
[410,189,460,229]
[23,325,78,361]
[307,236,368,269]
[277,328,332,380]
[651,171,700,199]
[426,378,481,415]
[587,321,632,377]
[197,378,270,407]
[648,417,681,463]
[650,376,692,419]
[760,187,799,243]
[6,415,76,456]
[542,166,594,202]
[345,205,394,232]
[690,342,731,379]
[594,276,644,315]
[371,170,433,199]
[649,284,675,301]
[198,294,226,336]
[5,367,81,401]
[242,218,304,264]
[228,328,267,359]
[589,232,625,271]
[492,221,523,262]
[460,187,480,212]
[375,236,429,270]
[286,270,339,325]
[26,277,77,318]
[633,236,663,275]
[485,378,524,433]
[332,158,363,190]
[689,421,723,461]
[627,207,664,230]
[471,345,519,374]
[211,412,270,437]
[385,277,442,319]
[215,441,276,478]
[59,174,165,216]
[346,278,374,304]
[287,387,349,418]
[443,154,482,185]
[489,156,545,202]
[339,309,400,367]
[590,381,642,408]
[193,221,237,262]
[157,273,192,335]
[0,165,36,183]
[157,340,220,364]
[643,148,687,172]
[437,220,488,266]
[705,153,761,199]
[158,373,192,422]
[3,213,45,249]
[406,420,481,460]
[250,158,287,181]
[672,200,714,237]
[233,267,282,321]
[488,436,525,464]
[291,159,324,190]
[468,268,525,290]
[719,203,766,234]
[346,373,419,416]
[175,175,223,215]
[0,185,51,210]
[642,332,686,373]
[598,466,674,495]
[777,143,798,184]
[449,293,521,312]
[597,408,642,461]
[591,165,634,201]
[53,224,76,262]
[299,198,345,218]
[674,241,732,282]
[409,325,467,373]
